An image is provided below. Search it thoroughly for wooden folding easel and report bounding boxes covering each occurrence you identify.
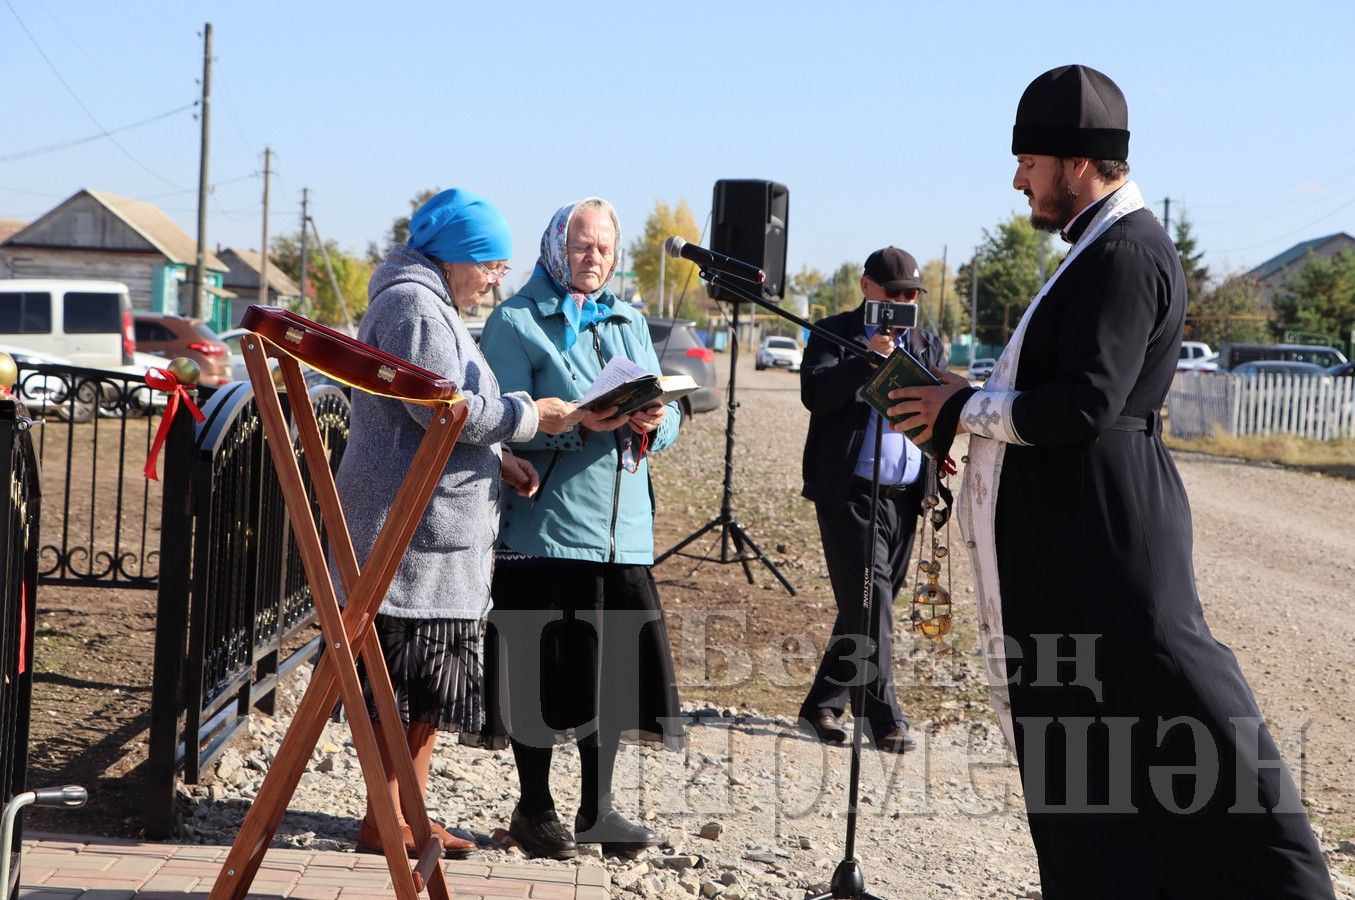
[208,308,469,899]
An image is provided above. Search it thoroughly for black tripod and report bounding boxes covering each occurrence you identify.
[669,268,901,898]
[655,292,796,596]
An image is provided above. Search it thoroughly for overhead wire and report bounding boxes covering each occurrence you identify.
[1212,193,1355,255]
[0,103,196,164]
[33,0,160,104]
[92,0,193,79]
[3,0,189,191]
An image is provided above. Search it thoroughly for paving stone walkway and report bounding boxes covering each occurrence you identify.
[16,834,608,899]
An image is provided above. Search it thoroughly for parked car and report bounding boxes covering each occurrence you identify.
[967,357,997,381]
[756,335,802,371]
[1231,360,1326,379]
[0,341,167,420]
[645,317,720,415]
[1325,361,1355,379]
[133,313,231,386]
[216,327,249,381]
[0,279,136,368]
[1177,340,1219,372]
[1218,342,1347,371]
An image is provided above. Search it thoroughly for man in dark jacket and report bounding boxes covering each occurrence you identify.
[888,65,1334,899]
[797,246,947,753]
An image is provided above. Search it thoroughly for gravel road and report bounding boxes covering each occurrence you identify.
[182,349,1355,898]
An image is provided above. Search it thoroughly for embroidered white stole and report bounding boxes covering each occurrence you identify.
[958,182,1146,748]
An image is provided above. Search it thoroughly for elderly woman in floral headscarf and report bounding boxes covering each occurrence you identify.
[477,198,684,860]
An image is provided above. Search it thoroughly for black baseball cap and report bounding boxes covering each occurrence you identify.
[863,247,927,293]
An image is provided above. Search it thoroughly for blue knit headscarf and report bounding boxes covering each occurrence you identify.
[407,188,512,263]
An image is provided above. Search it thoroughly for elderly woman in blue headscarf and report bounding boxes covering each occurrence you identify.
[477,198,684,860]
[333,188,580,859]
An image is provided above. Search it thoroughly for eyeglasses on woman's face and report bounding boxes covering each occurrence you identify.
[476,262,511,283]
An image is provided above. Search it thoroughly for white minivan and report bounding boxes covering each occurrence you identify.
[0,279,136,368]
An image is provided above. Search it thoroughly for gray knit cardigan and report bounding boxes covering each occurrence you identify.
[332,244,539,619]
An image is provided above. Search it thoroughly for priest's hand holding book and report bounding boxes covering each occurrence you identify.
[884,371,972,446]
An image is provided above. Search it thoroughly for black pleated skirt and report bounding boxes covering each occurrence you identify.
[465,557,685,751]
[357,615,484,733]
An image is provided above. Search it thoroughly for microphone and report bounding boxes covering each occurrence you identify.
[664,236,765,284]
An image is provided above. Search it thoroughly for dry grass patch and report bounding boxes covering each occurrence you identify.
[1165,430,1355,480]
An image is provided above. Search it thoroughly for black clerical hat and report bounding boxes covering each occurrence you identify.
[1012,64,1129,160]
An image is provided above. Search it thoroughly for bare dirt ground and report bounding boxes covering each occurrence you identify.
[19,349,1355,895]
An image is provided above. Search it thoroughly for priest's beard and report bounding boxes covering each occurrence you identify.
[1029,166,1081,233]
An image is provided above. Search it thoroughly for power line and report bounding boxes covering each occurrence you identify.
[136,171,259,202]
[33,0,158,104]
[0,103,196,164]
[92,0,193,79]
[3,0,189,190]
[1213,193,1355,256]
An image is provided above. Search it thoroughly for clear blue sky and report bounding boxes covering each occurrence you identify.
[5,0,1355,294]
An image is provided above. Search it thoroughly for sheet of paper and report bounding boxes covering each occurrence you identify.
[576,356,652,407]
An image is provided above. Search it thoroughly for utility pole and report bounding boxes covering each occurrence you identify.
[657,248,666,319]
[191,22,212,320]
[299,188,310,313]
[969,248,979,357]
[259,146,271,307]
[1162,196,1172,235]
[937,244,948,339]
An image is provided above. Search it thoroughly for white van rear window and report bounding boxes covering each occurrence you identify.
[64,292,122,333]
[0,291,53,333]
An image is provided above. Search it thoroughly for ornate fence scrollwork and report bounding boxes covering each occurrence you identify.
[145,377,350,839]
[13,363,179,589]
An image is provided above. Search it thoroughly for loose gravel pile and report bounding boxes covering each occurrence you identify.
[176,353,1355,898]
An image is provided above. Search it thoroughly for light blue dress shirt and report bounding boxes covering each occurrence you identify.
[853,326,922,486]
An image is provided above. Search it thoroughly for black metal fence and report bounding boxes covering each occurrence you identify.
[144,378,350,839]
[12,363,177,589]
[0,398,41,897]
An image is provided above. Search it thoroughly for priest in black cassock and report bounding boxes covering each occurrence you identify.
[887,65,1335,899]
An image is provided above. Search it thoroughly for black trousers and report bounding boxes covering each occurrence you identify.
[799,477,919,734]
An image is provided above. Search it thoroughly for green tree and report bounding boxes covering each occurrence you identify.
[367,186,444,264]
[1190,274,1270,346]
[807,262,864,318]
[1272,249,1355,346]
[919,257,970,339]
[1173,212,1210,318]
[629,198,702,319]
[955,216,1060,346]
[270,231,373,326]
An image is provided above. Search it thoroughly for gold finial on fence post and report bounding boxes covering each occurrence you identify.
[166,357,201,387]
[0,353,17,396]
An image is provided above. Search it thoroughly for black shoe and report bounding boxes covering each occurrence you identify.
[801,711,846,744]
[508,807,577,859]
[574,809,661,853]
[873,724,917,753]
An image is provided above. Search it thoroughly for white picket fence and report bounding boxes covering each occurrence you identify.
[1168,371,1355,440]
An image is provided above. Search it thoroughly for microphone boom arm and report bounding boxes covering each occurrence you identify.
[699,269,875,363]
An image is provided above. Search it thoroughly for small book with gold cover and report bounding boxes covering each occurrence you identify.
[860,345,943,457]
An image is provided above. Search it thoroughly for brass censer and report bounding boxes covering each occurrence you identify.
[911,474,954,648]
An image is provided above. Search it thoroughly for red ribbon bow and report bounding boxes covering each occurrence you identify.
[143,367,206,482]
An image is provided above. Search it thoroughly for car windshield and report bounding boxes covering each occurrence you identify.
[767,338,796,349]
[649,321,700,351]
[191,322,223,342]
